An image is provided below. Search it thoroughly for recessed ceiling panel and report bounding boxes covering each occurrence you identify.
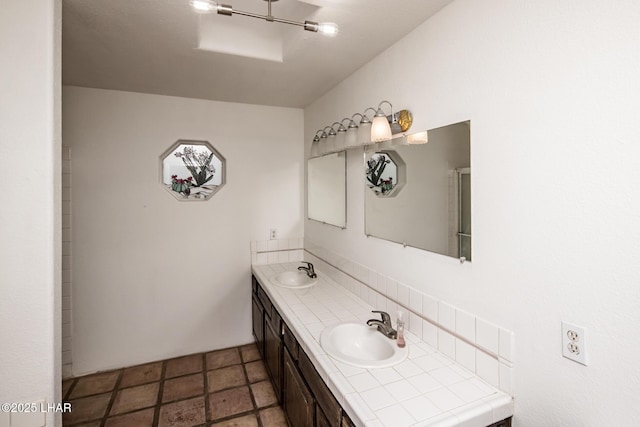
[198,15,284,62]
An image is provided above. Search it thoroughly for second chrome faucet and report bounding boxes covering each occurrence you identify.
[367,310,397,339]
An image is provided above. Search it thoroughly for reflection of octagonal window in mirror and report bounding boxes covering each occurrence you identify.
[365,151,406,197]
[160,140,226,201]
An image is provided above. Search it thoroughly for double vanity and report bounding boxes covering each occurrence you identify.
[251,261,513,427]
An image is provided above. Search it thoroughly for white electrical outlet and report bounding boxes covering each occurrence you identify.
[270,228,277,240]
[562,321,588,365]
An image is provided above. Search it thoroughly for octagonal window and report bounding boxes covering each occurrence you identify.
[160,140,226,201]
[365,151,405,197]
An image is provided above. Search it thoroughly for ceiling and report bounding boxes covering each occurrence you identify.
[62,0,453,108]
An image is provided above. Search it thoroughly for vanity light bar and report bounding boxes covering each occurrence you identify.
[310,102,413,157]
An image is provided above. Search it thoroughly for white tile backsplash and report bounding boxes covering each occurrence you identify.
[455,339,476,373]
[455,309,476,342]
[476,351,500,388]
[409,289,422,313]
[438,302,456,331]
[499,362,514,396]
[422,320,438,348]
[422,294,438,322]
[499,328,514,363]
[476,318,500,354]
[438,330,456,360]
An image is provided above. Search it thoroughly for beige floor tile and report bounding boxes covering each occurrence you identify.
[207,365,246,393]
[240,344,261,363]
[69,371,119,398]
[244,360,268,383]
[211,414,259,426]
[104,408,155,427]
[165,354,203,379]
[251,381,277,408]
[208,386,254,421]
[206,348,242,370]
[158,396,206,427]
[120,361,163,388]
[162,373,204,403]
[63,393,112,425]
[110,382,159,416]
[259,407,288,427]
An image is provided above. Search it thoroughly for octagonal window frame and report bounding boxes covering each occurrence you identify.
[160,139,226,201]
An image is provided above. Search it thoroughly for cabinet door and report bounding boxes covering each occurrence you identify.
[284,349,314,427]
[251,296,264,358]
[316,406,331,427]
[264,315,283,402]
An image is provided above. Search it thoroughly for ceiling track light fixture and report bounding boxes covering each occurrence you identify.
[310,101,414,157]
[189,0,339,36]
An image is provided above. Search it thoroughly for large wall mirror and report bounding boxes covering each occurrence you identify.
[308,152,346,228]
[364,121,471,260]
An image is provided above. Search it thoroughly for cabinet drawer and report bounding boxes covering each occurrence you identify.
[283,323,298,361]
[257,285,272,314]
[299,351,341,426]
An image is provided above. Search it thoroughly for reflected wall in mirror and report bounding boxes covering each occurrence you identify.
[308,152,347,228]
[364,121,471,260]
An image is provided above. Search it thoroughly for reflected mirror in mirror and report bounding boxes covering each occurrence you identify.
[364,121,471,260]
[308,152,346,228]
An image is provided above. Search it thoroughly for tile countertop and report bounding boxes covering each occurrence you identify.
[252,263,513,427]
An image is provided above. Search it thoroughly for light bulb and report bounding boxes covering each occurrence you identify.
[190,0,217,13]
[407,131,428,144]
[317,22,339,36]
[371,115,392,142]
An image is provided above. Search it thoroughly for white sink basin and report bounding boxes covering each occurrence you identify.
[270,271,317,289]
[320,322,408,368]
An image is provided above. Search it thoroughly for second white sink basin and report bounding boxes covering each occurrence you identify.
[320,322,408,368]
[270,271,317,289]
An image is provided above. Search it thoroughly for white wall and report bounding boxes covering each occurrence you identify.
[63,87,303,375]
[0,0,61,426]
[304,1,640,425]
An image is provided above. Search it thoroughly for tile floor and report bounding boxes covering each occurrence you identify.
[61,344,288,427]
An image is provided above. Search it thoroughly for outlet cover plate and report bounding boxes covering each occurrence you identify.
[562,321,588,365]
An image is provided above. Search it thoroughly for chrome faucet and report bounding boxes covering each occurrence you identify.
[297,262,317,278]
[367,310,397,339]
